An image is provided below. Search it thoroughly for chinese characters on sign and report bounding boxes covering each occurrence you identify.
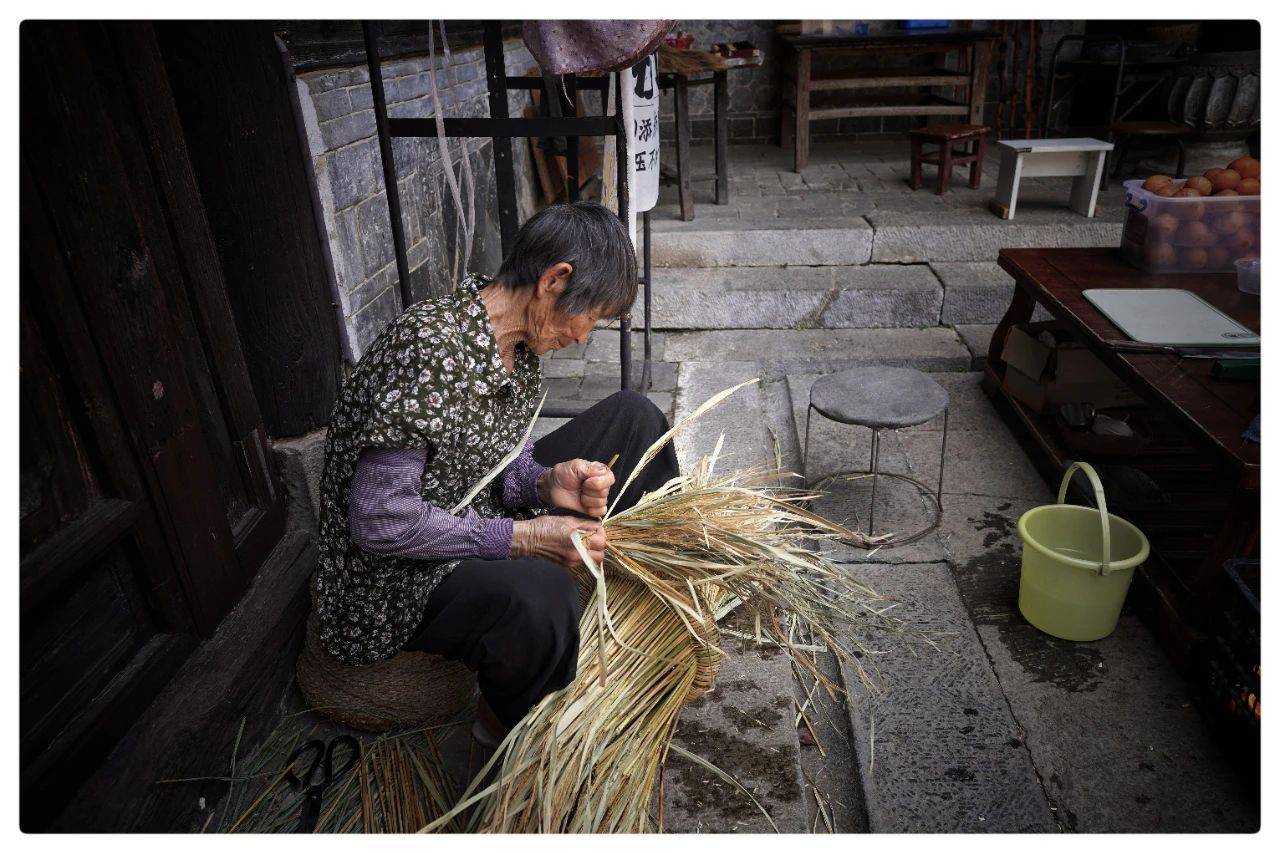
[629,52,659,212]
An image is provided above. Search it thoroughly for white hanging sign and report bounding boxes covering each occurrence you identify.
[628,52,660,213]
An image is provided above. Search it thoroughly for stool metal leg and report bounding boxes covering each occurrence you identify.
[867,428,880,537]
[937,407,949,512]
[802,403,814,480]
[805,408,943,548]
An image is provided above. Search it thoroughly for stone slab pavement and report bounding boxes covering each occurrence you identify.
[781,363,1258,832]
[937,484,1260,833]
[639,264,943,330]
[660,360,813,832]
[662,328,971,375]
[832,557,1059,833]
[955,324,997,371]
[648,140,1127,269]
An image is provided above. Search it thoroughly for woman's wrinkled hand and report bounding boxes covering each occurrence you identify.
[511,515,606,571]
[539,459,615,518]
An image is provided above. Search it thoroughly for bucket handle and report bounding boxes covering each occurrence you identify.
[1057,461,1111,575]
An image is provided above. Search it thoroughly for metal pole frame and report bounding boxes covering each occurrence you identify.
[364,21,641,405]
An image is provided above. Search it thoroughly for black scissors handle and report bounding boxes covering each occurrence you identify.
[286,736,358,790]
[285,735,359,832]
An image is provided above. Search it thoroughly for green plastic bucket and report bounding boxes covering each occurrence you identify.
[1017,462,1150,642]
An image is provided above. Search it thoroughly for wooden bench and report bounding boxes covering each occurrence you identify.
[988,137,1114,220]
[779,27,997,173]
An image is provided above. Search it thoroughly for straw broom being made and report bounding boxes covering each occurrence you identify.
[421,379,897,833]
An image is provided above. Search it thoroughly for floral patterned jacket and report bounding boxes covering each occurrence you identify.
[314,274,542,665]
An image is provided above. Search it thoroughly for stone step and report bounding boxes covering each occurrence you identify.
[830,556,1059,833]
[662,328,972,375]
[867,209,1122,263]
[651,220,873,268]
[933,262,1015,325]
[954,324,997,371]
[933,262,1056,326]
[660,361,811,832]
[635,265,942,330]
[779,369,1055,830]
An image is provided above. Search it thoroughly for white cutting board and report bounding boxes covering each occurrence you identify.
[1083,289,1260,347]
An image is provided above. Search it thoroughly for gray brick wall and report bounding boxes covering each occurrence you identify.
[297,38,540,360]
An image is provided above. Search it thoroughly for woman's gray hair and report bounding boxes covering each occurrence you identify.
[495,201,638,319]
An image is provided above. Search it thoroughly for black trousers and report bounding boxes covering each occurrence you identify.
[402,390,680,729]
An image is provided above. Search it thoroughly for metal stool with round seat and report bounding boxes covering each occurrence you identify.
[802,366,950,546]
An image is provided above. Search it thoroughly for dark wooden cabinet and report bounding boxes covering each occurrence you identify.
[20,21,288,829]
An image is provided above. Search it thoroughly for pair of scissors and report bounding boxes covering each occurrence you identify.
[284,735,359,833]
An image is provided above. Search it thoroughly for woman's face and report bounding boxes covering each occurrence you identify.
[525,263,607,356]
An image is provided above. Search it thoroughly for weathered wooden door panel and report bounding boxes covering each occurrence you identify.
[22,25,243,631]
[20,21,287,829]
[106,23,287,574]
[156,21,342,438]
[18,278,192,829]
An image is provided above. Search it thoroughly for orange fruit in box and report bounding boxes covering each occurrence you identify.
[1142,174,1174,191]
[1230,156,1261,180]
[1172,189,1205,220]
[1149,212,1179,236]
[1178,247,1209,269]
[1146,242,1177,267]
[1178,221,1214,246]
[1209,169,1242,193]
[1204,167,1225,179]
[1212,210,1247,235]
[1184,176,1214,195]
[1206,247,1232,268]
[1153,183,1178,198]
[1238,177,1260,195]
[1227,230,1256,252]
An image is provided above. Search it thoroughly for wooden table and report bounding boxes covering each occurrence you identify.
[779,28,997,172]
[984,248,1260,664]
[658,53,761,221]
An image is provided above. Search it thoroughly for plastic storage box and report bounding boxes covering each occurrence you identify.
[1120,179,1261,273]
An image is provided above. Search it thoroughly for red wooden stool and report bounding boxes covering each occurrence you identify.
[909,123,990,195]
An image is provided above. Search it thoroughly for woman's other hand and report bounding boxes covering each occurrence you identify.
[511,515,606,571]
[539,459,615,517]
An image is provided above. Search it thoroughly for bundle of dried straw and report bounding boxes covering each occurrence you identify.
[423,380,891,833]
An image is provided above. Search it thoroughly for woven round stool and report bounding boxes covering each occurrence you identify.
[296,580,477,732]
[802,366,950,546]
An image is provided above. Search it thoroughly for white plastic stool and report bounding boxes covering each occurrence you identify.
[988,137,1114,220]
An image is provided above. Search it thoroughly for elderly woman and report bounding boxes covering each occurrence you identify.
[314,201,678,747]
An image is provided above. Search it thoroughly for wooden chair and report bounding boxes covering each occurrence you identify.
[909,123,989,195]
[1104,121,1190,189]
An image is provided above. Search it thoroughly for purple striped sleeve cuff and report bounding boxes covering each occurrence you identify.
[501,436,548,509]
[348,447,513,561]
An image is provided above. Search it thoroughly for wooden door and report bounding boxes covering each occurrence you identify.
[156,21,343,437]
[20,21,286,829]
